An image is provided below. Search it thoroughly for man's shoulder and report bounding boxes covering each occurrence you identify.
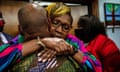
[10,34,24,43]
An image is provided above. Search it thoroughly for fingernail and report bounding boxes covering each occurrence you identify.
[38,57,42,61]
[51,60,57,68]
[42,59,47,62]
[48,58,51,61]
[46,58,56,68]
[37,53,41,56]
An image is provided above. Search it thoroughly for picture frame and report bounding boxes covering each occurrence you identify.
[104,3,120,29]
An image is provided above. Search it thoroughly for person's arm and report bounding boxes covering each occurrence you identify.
[63,34,102,72]
[72,50,84,63]
[0,39,43,71]
[22,39,42,56]
[72,50,102,72]
[37,37,73,62]
[0,43,22,71]
[39,37,102,72]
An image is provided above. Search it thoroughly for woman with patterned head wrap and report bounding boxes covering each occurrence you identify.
[37,2,102,72]
[0,4,71,72]
[46,2,73,38]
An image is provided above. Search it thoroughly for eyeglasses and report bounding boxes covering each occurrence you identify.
[51,20,72,32]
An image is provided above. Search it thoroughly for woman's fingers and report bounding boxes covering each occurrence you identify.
[41,37,75,56]
[55,40,74,55]
[37,49,56,62]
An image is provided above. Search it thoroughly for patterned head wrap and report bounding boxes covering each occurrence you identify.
[46,2,71,18]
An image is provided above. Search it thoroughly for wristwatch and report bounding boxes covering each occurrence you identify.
[71,46,78,56]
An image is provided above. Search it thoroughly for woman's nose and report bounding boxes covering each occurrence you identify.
[55,25,63,33]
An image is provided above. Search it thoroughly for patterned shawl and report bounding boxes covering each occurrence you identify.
[10,34,102,72]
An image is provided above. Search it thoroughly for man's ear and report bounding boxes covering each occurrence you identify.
[18,25,23,34]
[47,17,52,32]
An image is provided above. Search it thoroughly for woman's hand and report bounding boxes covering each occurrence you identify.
[41,37,74,55]
[37,49,58,68]
[37,48,56,62]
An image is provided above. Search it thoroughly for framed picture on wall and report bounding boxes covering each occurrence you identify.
[104,3,120,29]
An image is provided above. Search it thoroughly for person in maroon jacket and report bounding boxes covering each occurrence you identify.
[0,11,13,44]
[76,15,120,72]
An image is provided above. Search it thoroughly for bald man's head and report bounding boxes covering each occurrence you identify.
[18,4,50,40]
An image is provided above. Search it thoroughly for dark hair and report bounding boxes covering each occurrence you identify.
[0,27,3,32]
[0,12,5,24]
[0,11,5,32]
[76,15,107,43]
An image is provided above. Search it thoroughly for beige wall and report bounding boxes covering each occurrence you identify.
[70,6,88,34]
[0,1,27,36]
[0,1,88,36]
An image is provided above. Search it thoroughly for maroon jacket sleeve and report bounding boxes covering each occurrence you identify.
[86,34,120,72]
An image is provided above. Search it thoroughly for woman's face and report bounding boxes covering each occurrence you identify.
[49,14,72,39]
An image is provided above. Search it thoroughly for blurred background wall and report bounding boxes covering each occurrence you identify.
[0,1,88,36]
[0,1,27,36]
